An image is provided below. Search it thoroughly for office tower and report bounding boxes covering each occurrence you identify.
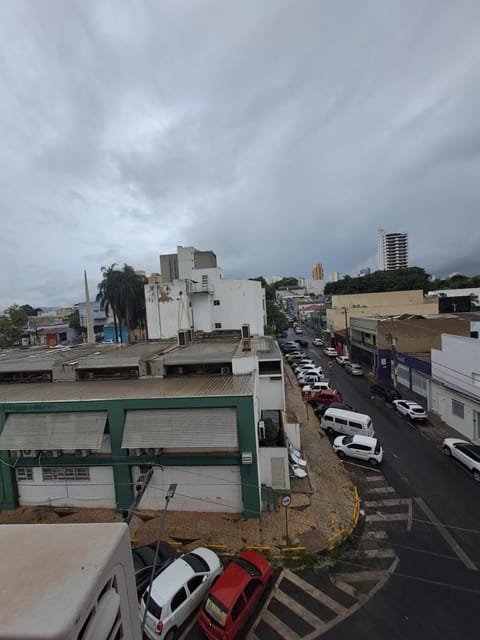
[377,229,409,270]
[312,263,324,280]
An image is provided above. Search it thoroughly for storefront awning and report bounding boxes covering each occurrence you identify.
[0,412,107,451]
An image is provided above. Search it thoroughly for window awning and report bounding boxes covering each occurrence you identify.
[0,412,107,451]
[121,408,238,450]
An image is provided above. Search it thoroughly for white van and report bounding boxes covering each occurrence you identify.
[321,408,374,437]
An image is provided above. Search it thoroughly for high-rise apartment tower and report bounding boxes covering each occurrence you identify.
[312,263,324,280]
[377,229,409,271]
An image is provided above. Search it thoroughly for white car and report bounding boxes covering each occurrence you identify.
[302,380,331,393]
[312,338,323,346]
[344,362,364,376]
[294,327,303,334]
[292,359,314,370]
[443,438,480,482]
[290,463,308,478]
[336,356,350,366]
[140,547,223,639]
[333,434,383,466]
[392,400,427,422]
[323,347,338,357]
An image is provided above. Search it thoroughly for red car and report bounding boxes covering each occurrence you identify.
[310,389,343,406]
[198,550,273,640]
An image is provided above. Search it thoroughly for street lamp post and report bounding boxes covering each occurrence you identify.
[141,483,177,633]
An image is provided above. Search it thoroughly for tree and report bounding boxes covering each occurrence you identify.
[0,305,28,347]
[96,264,147,342]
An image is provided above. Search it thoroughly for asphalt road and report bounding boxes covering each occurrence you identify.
[301,329,480,639]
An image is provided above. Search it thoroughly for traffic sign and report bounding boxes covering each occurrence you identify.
[281,495,292,508]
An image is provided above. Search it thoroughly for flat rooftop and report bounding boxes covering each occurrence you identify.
[0,374,254,403]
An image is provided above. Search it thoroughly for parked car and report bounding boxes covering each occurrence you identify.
[140,547,223,640]
[312,338,323,346]
[291,359,314,370]
[344,362,364,376]
[198,551,273,640]
[290,463,308,478]
[132,542,176,598]
[392,399,427,422]
[333,434,383,466]
[323,347,338,357]
[294,327,303,334]
[370,383,401,403]
[314,401,354,418]
[310,389,343,406]
[285,351,306,361]
[295,364,320,376]
[299,375,325,388]
[336,355,350,366]
[442,438,480,482]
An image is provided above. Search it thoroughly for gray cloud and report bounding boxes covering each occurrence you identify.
[1,0,480,309]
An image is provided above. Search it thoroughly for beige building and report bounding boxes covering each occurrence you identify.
[326,290,439,332]
[312,263,324,280]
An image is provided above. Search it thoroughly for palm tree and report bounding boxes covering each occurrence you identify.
[97,264,147,343]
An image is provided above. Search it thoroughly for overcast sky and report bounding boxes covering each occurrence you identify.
[2,0,480,309]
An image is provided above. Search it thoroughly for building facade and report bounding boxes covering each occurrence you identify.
[0,337,289,516]
[377,228,409,271]
[430,335,480,441]
[312,263,324,280]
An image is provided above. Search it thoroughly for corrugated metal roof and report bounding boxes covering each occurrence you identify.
[121,408,238,449]
[0,374,254,403]
[0,412,107,450]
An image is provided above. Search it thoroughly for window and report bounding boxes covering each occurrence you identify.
[213,299,220,306]
[187,575,204,594]
[231,595,246,621]
[171,587,187,612]
[41,467,90,481]
[336,418,348,426]
[244,578,262,600]
[16,468,33,481]
[349,421,363,430]
[215,323,222,329]
[452,399,465,419]
[202,275,209,289]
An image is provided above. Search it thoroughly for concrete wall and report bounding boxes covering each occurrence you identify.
[377,316,471,351]
[258,448,289,490]
[133,465,243,512]
[16,466,116,508]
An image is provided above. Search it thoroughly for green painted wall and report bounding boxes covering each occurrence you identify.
[0,394,261,518]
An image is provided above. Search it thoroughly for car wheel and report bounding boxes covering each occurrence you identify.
[336,450,345,459]
[369,458,379,466]
[165,628,177,640]
[472,470,480,482]
[326,427,334,436]
[443,445,451,456]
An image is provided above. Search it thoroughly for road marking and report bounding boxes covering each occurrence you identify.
[283,569,347,614]
[366,512,409,522]
[335,569,392,582]
[363,530,388,539]
[363,548,397,559]
[342,460,382,471]
[256,609,302,639]
[274,588,327,629]
[366,474,385,482]
[364,498,410,508]
[414,497,478,571]
[366,486,395,494]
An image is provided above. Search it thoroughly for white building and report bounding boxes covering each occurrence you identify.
[377,228,409,271]
[430,334,480,441]
[145,247,266,340]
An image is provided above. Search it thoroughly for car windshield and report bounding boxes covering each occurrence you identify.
[412,407,424,413]
[183,551,210,572]
[204,594,228,628]
[342,435,354,444]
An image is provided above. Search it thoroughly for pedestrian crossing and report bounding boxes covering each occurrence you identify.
[249,473,406,639]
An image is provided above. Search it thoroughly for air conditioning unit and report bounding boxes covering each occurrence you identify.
[186,329,193,343]
[241,323,250,340]
[22,449,38,458]
[258,421,266,440]
[177,330,188,346]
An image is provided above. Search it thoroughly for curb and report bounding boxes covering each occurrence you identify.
[327,484,360,551]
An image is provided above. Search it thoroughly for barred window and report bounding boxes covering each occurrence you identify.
[213,299,220,306]
[42,467,90,481]
[451,399,464,419]
[16,468,33,481]
[215,322,222,329]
